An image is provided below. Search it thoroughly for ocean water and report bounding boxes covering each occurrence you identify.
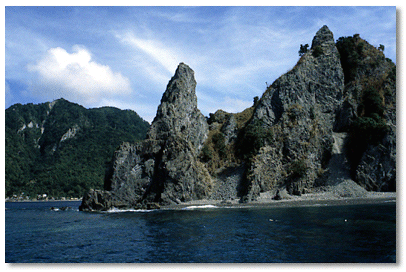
[5,200,396,263]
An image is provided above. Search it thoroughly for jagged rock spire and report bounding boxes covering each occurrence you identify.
[159,62,197,105]
[311,25,335,49]
[147,63,208,152]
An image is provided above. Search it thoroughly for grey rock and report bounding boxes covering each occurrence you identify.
[247,25,344,198]
[79,189,113,211]
[155,135,212,204]
[311,25,335,49]
[147,62,209,154]
[208,109,231,124]
[334,99,357,132]
[272,188,291,200]
[333,33,396,192]
[80,25,396,211]
[80,63,212,211]
[209,165,245,201]
[221,114,238,145]
[355,127,396,191]
[323,132,352,184]
[247,145,283,199]
[313,132,367,197]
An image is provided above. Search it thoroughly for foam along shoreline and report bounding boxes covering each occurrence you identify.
[104,207,154,213]
[80,192,395,213]
[162,191,396,211]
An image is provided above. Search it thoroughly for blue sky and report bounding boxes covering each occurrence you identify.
[5,6,397,123]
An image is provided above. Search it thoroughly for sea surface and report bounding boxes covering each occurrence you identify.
[5,200,396,263]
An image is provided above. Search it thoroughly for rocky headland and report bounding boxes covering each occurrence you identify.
[79,25,396,211]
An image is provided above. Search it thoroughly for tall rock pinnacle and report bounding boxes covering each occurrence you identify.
[80,63,212,211]
[311,25,335,49]
[147,62,208,153]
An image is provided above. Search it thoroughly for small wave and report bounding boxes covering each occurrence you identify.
[182,205,218,210]
[105,207,154,213]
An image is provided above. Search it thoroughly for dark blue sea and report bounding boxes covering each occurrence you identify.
[5,200,396,263]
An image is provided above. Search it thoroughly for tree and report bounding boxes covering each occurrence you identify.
[253,96,259,107]
[212,132,227,159]
[378,44,385,52]
[299,44,309,56]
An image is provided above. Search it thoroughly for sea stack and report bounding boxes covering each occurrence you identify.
[80,63,212,211]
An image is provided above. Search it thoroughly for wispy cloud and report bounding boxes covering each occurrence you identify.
[5,26,52,80]
[5,6,396,122]
[116,32,181,75]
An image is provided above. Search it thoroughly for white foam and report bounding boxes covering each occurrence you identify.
[182,205,218,210]
[105,207,154,213]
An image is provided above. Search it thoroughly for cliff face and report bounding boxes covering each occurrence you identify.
[81,63,212,211]
[334,34,396,191]
[80,25,396,211]
[147,63,209,152]
[247,25,344,197]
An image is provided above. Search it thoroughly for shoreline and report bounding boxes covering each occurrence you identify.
[162,191,396,210]
[6,192,396,211]
[5,199,82,203]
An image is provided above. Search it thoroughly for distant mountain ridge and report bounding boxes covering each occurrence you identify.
[5,98,150,199]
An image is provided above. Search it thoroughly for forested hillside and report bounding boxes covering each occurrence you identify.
[5,98,150,200]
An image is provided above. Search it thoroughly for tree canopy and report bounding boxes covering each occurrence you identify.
[5,99,150,199]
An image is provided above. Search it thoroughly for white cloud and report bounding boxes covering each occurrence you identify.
[27,45,132,104]
[117,32,180,76]
[6,6,396,124]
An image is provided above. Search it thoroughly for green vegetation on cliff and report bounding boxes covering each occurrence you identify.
[237,119,274,159]
[5,99,150,199]
[336,34,396,179]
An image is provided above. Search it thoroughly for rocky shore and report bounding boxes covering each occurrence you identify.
[6,198,82,202]
[162,191,396,210]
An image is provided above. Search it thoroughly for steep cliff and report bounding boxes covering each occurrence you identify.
[245,25,344,198]
[80,63,212,211]
[147,63,209,152]
[335,34,396,191]
[80,25,396,211]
